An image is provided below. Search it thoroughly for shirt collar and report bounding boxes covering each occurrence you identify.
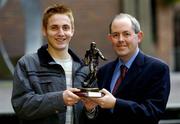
[118,48,139,69]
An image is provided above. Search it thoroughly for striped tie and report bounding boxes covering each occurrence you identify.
[112,65,128,94]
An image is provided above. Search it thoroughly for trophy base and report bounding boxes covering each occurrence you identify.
[74,87,103,98]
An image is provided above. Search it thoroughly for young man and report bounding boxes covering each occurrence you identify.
[11,4,90,124]
[87,13,170,124]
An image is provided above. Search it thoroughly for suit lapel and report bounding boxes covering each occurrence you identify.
[114,51,145,95]
[103,59,118,91]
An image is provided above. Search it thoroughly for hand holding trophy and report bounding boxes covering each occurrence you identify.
[75,42,107,97]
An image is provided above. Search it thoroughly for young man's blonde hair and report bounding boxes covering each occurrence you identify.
[42,4,74,30]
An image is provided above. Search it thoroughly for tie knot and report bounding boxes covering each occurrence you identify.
[120,65,128,74]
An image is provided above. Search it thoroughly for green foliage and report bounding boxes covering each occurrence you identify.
[0,56,12,79]
[163,0,180,5]
[0,55,20,79]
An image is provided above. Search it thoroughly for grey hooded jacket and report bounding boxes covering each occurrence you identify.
[11,44,87,124]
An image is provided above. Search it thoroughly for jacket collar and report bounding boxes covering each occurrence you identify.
[37,44,83,66]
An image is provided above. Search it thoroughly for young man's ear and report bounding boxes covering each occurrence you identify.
[71,27,75,35]
[42,27,46,37]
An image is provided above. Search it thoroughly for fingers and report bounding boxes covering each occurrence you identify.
[68,88,81,92]
[91,88,116,109]
[63,89,80,106]
[63,88,115,108]
[100,88,110,95]
[67,88,81,99]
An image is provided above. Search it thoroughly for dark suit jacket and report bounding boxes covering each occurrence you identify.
[88,51,170,124]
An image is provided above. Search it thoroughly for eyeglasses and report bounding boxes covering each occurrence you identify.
[110,32,136,40]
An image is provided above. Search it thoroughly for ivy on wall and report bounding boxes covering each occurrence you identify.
[163,0,180,5]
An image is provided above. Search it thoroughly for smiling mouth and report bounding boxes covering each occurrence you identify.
[55,38,66,42]
[117,44,126,48]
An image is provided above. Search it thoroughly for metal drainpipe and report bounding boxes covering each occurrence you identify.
[20,0,42,54]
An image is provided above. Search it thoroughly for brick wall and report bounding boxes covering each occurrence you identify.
[0,0,120,63]
[0,0,25,57]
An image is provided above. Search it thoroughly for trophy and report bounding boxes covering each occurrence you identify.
[75,42,106,97]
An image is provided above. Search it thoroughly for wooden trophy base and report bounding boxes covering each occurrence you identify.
[74,87,103,98]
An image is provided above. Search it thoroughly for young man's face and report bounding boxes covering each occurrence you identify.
[108,17,143,62]
[43,14,74,52]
